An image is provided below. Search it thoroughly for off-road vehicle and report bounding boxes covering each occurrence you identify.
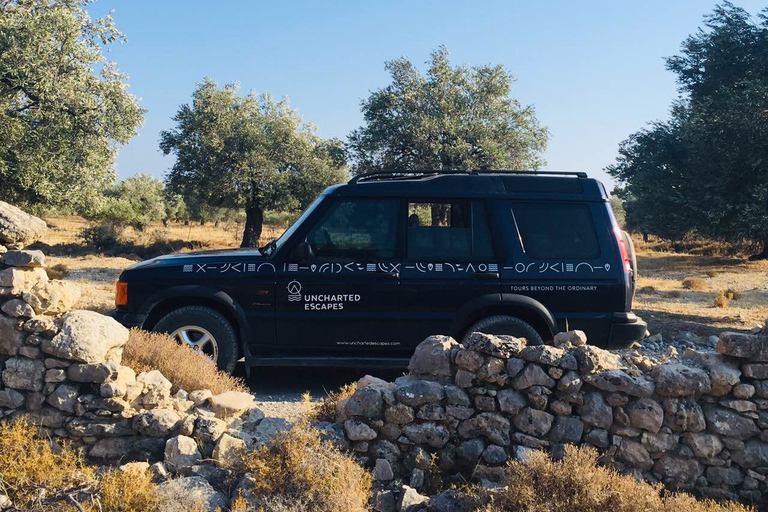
[114,171,646,372]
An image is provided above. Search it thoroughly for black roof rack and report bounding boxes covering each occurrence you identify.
[348,169,588,184]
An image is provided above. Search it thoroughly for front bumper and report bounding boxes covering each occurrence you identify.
[608,312,648,348]
[112,310,148,329]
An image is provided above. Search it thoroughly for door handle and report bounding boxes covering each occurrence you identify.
[472,272,499,279]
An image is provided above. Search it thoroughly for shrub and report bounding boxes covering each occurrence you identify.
[714,290,731,308]
[479,445,752,512]
[307,382,358,422]
[0,419,96,508]
[122,329,247,394]
[45,263,68,280]
[80,223,124,251]
[239,422,371,512]
[724,287,742,300]
[665,290,682,298]
[682,277,709,291]
[99,466,160,512]
[705,269,719,277]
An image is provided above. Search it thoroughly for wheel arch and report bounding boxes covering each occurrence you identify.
[451,293,557,342]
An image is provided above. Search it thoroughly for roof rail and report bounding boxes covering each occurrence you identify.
[348,169,588,184]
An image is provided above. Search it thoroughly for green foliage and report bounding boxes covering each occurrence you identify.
[608,193,626,228]
[347,46,549,174]
[0,0,145,212]
[160,79,348,247]
[95,174,167,230]
[608,3,768,252]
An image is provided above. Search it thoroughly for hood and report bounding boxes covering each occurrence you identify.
[124,248,264,271]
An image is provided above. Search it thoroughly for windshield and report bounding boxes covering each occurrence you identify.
[270,194,326,254]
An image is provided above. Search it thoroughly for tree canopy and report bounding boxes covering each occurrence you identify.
[347,47,549,174]
[0,0,145,212]
[160,79,348,247]
[608,3,768,255]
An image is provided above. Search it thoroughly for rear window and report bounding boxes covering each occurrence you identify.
[512,202,600,259]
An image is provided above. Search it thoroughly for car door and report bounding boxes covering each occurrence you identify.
[399,199,500,347]
[275,197,403,354]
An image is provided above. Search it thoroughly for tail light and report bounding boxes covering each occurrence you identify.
[614,227,633,273]
[115,282,128,306]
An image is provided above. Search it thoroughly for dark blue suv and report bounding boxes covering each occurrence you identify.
[114,171,646,373]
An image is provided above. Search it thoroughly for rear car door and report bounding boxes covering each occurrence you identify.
[496,200,624,345]
[399,199,499,347]
[275,197,403,354]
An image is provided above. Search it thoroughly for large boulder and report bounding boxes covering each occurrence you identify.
[1,250,45,267]
[23,280,81,315]
[41,310,129,363]
[0,267,48,294]
[0,201,47,248]
[408,335,458,380]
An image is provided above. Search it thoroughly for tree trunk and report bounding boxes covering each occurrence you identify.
[241,203,264,248]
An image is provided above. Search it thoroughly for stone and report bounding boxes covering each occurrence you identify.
[512,364,555,390]
[733,384,756,399]
[0,315,24,355]
[506,357,525,378]
[24,281,81,315]
[627,398,663,433]
[246,417,289,448]
[455,349,484,372]
[654,455,703,490]
[385,403,415,424]
[683,433,724,458]
[0,201,47,247]
[743,363,768,379]
[586,369,654,397]
[418,404,448,420]
[42,310,129,363]
[2,357,44,391]
[164,435,203,468]
[212,433,246,467]
[403,422,450,448]
[651,364,711,397]
[138,370,172,408]
[0,389,25,408]
[513,407,554,437]
[0,267,47,294]
[343,387,383,419]
[133,409,181,437]
[410,468,425,488]
[642,431,679,453]
[45,384,78,413]
[371,440,401,463]
[731,440,768,469]
[553,330,587,348]
[584,428,610,448]
[374,458,394,481]
[663,398,706,432]
[720,398,756,413]
[156,476,228,512]
[457,438,485,461]
[444,385,471,407]
[408,335,457,379]
[574,345,623,374]
[708,363,741,397]
[464,331,525,358]
[482,445,508,464]
[458,413,511,446]
[477,357,507,385]
[497,388,526,415]
[119,461,150,473]
[189,389,213,406]
[344,419,377,441]
[617,439,653,470]
[703,405,759,440]
[209,391,256,418]
[23,317,58,336]
[512,445,537,461]
[549,400,572,416]
[373,490,397,512]
[454,369,475,388]
[557,371,582,394]
[398,485,429,512]
[395,378,445,407]
[717,331,764,359]
[706,467,744,486]
[549,416,583,444]
[67,362,118,383]
[1,298,35,318]
[1,250,45,267]
[579,392,612,429]
[519,345,566,366]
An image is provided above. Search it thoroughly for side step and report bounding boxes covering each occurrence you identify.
[248,356,411,368]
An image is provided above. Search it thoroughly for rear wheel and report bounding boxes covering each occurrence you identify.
[152,306,239,373]
[461,315,544,346]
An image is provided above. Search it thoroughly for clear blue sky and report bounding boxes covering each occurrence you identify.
[88,0,767,188]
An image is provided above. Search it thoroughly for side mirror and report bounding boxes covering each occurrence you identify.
[292,241,314,262]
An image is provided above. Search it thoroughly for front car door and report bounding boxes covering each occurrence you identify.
[275,197,403,355]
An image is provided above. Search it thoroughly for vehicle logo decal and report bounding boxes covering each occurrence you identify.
[287,280,302,301]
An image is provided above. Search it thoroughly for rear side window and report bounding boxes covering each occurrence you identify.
[512,202,600,259]
[407,201,471,258]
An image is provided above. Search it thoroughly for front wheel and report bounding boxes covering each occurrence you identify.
[461,315,544,346]
[152,306,239,373]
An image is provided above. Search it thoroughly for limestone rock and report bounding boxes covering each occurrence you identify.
[579,392,612,429]
[464,331,525,358]
[164,435,203,468]
[457,413,511,446]
[2,357,45,391]
[209,391,256,418]
[212,433,246,467]
[651,364,711,397]
[408,335,458,379]
[157,476,228,512]
[1,250,45,267]
[24,280,81,315]
[0,201,47,248]
[42,310,129,363]
[587,369,655,397]
[553,330,588,348]
[512,364,555,390]
[0,315,24,355]
[133,409,181,437]
[138,370,172,408]
[0,267,48,294]
[627,398,663,433]
[574,345,623,374]
[1,298,35,318]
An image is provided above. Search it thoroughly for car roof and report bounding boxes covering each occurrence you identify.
[327,171,608,201]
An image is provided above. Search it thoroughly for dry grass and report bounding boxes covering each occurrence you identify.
[98,466,161,512]
[477,446,752,512]
[123,329,248,394]
[45,263,68,280]
[682,277,709,291]
[0,419,96,508]
[306,382,358,422]
[238,422,372,512]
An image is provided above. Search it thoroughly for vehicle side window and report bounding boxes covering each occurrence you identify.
[306,199,399,259]
[512,202,600,259]
[407,201,474,258]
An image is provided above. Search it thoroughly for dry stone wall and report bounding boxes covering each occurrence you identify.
[339,330,768,506]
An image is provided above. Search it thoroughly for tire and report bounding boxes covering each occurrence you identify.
[461,315,544,346]
[152,306,239,373]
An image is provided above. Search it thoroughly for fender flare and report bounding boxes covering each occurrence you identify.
[138,285,252,355]
[450,293,558,339]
